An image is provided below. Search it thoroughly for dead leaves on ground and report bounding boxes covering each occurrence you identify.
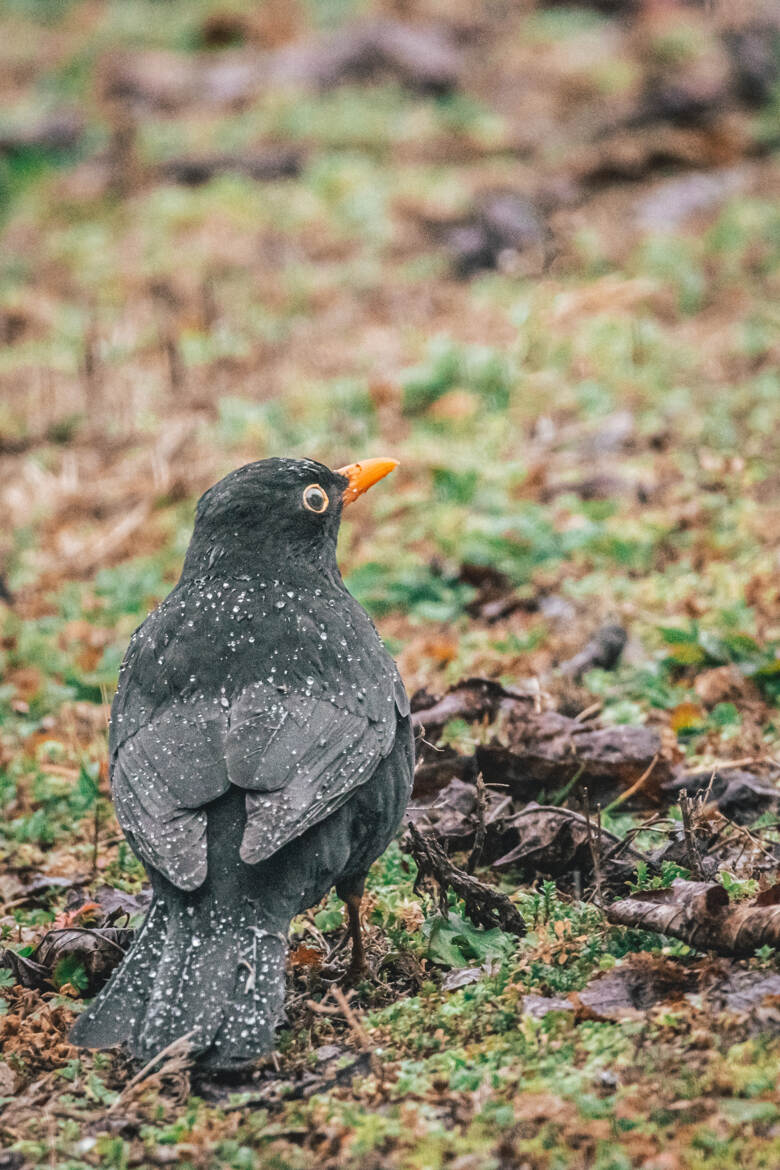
[523,952,780,1029]
[1,924,133,996]
[0,990,77,1088]
[105,18,462,114]
[409,665,780,958]
[0,887,146,1008]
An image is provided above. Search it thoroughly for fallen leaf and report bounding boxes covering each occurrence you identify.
[51,901,103,930]
[1,927,133,996]
[442,965,492,991]
[663,767,780,825]
[492,803,640,888]
[670,702,706,733]
[411,677,527,734]
[574,955,695,1020]
[290,944,324,969]
[521,994,575,1019]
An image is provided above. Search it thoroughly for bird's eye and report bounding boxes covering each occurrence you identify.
[302,483,329,514]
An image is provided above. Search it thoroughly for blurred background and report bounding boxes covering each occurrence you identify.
[0,0,777,706]
[1,6,780,1153]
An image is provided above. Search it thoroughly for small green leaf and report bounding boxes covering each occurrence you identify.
[52,954,89,992]
[658,625,698,645]
[423,911,514,969]
[313,907,343,933]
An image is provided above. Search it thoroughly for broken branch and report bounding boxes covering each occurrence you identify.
[606,879,780,957]
[406,823,526,937]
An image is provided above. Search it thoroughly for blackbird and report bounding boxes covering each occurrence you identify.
[70,456,413,1071]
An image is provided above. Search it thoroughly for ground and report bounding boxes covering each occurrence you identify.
[0,1,779,1168]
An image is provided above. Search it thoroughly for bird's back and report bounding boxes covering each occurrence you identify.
[109,571,410,888]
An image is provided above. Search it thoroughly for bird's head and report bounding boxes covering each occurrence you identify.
[182,456,398,579]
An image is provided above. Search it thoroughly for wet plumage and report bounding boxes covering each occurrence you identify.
[71,457,413,1071]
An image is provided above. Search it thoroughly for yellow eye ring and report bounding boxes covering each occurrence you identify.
[302,483,329,513]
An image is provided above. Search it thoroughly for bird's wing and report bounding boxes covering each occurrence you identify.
[109,598,232,892]
[227,682,401,864]
[112,701,230,890]
[109,582,410,885]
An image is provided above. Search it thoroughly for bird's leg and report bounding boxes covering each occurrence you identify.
[344,892,367,980]
[336,877,368,981]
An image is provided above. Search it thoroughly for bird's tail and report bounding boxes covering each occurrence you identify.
[70,888,290,1071]
[71,786,296,1071]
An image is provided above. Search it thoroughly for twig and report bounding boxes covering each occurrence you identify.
[701,755,767,770]
[306,997,344,1017]
[601,812,670,865]
[331,986,382,1081]
[306,988,381,1079]
[708,819,777,863]
[583,788,604,908]
[466,773,487,874]
[679,790,705,880]
[330,987,369,1047]
[574,701,602,722]
[602,754,659,815]
[44,927,129,954]
[406,823,526,937]
[90,797,101,882]
[107,1030,196,1112]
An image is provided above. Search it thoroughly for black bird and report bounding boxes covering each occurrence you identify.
[71,456,413,1071]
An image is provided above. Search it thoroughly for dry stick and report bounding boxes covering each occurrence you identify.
[46,1109,56,1170]
[583,787,604,908]
[331,987,374,1053]
[308,988,381,1080]
[606,879,780,956]
[703,755,767,770]
[602,812,671,866]
[602,754,659,816]
[679,789,705,880]
[163,328,183,394]
[82,316,101,415]
[90,796,101,882]
[107,1030,197,1113]
[306,997,342,1016]
[407,823,526,937]
[709,819,777,864]
[409,828,523,935]
[574,701,602,723]
[466,772,487,874]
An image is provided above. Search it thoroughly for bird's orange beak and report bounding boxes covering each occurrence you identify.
[337,457,398,506]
